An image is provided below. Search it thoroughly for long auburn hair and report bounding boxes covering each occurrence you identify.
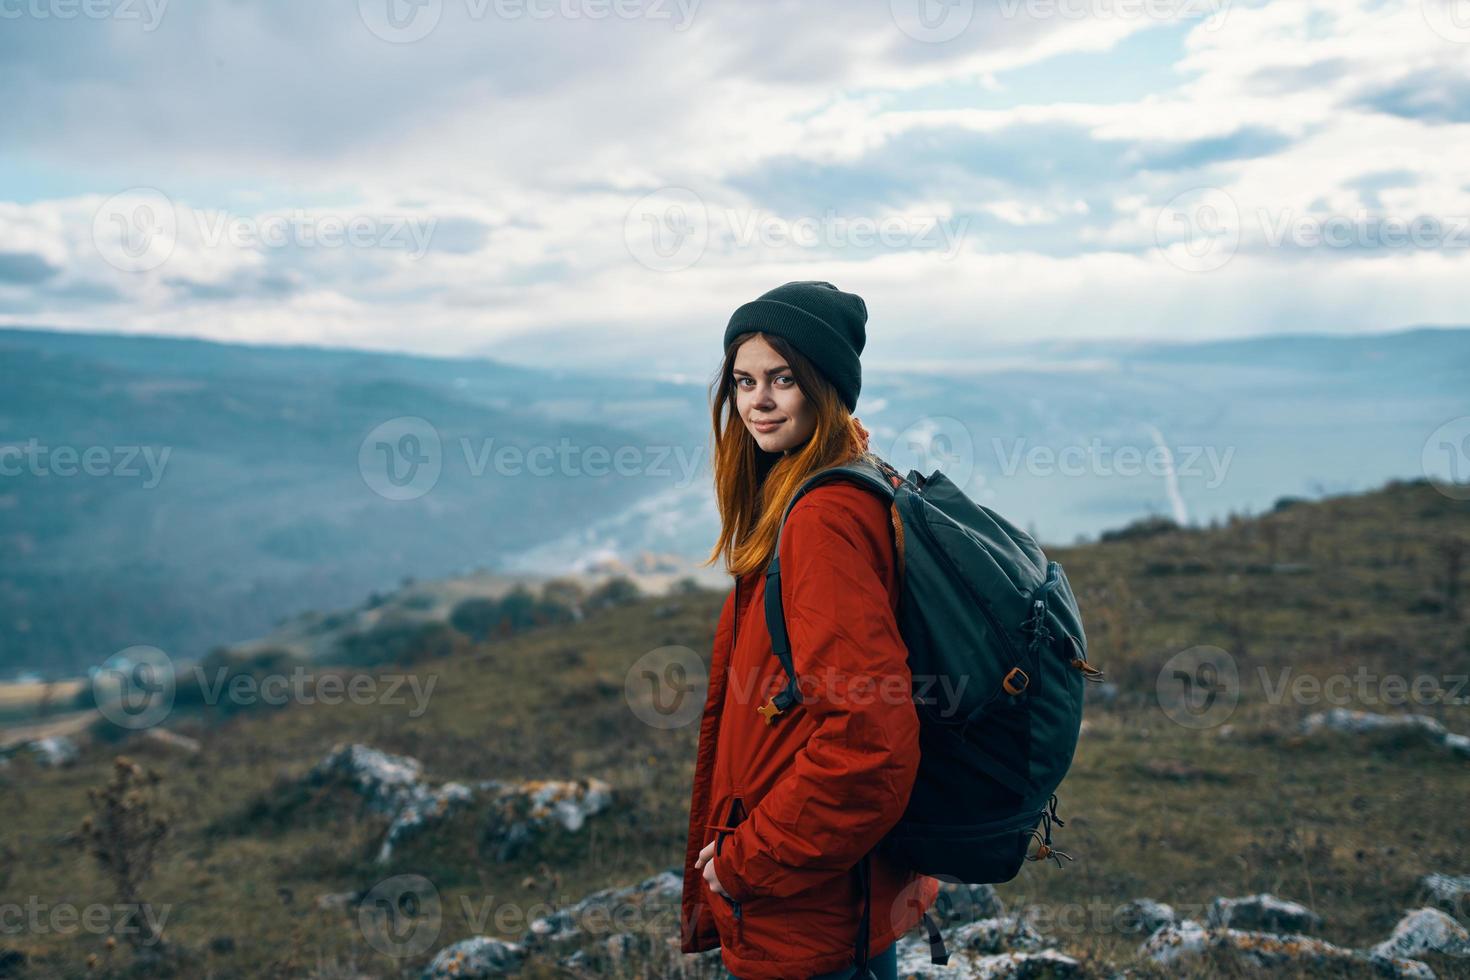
[702,330,871,579]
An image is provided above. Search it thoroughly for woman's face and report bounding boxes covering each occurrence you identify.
[732,335,817,453]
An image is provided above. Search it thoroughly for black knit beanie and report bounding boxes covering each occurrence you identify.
[722,280,867,412]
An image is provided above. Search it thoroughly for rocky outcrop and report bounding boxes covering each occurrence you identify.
[1370,907,1470,961]
[304,743,610,864]
[1206,893,1322,933]
[524,870,680,951]
[948,916,1045,955]
[478,776,614,863]
[893,935,1081,979]
[1302,709,1470,759]
[420,936,526,978]
[1117,898,1177,934]
[1140,912,1447,978]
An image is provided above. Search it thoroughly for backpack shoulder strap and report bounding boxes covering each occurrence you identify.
[757,452,906,725]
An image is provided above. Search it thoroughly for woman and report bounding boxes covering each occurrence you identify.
[679,281,940,980]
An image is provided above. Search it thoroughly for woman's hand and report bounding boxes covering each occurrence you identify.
[695,839,731,898]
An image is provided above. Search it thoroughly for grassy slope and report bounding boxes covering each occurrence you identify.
[1,478,1466,978]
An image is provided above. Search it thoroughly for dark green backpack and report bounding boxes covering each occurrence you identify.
[760,451,1101,972]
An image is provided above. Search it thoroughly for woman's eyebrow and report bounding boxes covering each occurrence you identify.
[732,366,792,376]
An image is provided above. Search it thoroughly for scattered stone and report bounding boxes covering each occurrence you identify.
[27,735,78,768]
[478,776,613,862]
[304,743,611,864]
[1207,893,1321,933]
[421,936,526,978]
[382,782,473,862]
[949,916,1045,955]
[1422,872,1470,909]
[524,870,680,949]
[970,950,1083,978]
[1140,919,1209,967]
[306,744,473,862]
[1370,907,1470,961]
[892,934,1079,980]
[1117,899,1176,934]
[1302,708,1469,759]
[1140,920,1435,979]
[308,743,425,815]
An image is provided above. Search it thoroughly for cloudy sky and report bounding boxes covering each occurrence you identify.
[2,0,1468,375]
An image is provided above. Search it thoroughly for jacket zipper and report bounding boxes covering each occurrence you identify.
[713,795,744,942]
[727,577,743,941]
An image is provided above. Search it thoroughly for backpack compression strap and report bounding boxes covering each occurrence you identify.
[757,453,904,725]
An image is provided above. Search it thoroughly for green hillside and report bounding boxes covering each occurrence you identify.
[0,477,1465,978]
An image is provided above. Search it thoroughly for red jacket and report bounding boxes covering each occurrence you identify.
[680,480,940,979]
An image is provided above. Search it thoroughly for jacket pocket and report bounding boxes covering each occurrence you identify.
[710,795,748,948]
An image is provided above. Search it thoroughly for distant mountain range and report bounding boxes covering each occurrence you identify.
[2,323,1466,677]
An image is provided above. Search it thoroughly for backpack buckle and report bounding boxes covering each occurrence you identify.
[756,696,783,725]
[1002,667,1029,696]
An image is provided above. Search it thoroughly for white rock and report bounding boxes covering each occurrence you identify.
[971,949,1082,978]
[1140,919,1209,966]
[420,936,525,978]
[948,916,1044,954]
[1422,873,1470,907]
[1301,708,1445,738]
[1117,898,1176,934]
[1207,893,1321,933]
[27,735,79,768]
[1371,907,1470,960]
